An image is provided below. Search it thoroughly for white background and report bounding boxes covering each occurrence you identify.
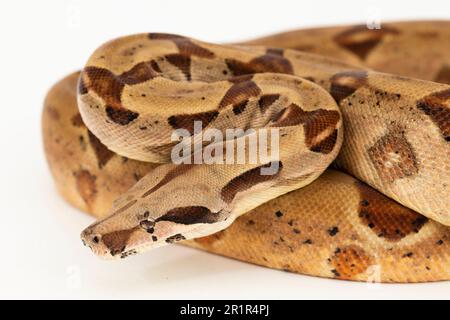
[0,0,448,299]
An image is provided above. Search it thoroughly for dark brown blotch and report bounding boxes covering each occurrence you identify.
[271,104,340,154]
[221,161,283,203]
[258,94,280,113]
[150,60,162,73]
[225,53,294,76]
[225,59,256,77]
[310,129,339,154]
[416,88,450,141]
[78,73,88,94]
[105,105,139,125]
[328,226,339,236]
[356,181,428,241]
[247,54,294,74]
[218,80,261,109]
[334,25,400,60]
[176,41,214,58]
[302,109,340,154]
[87,130,115,168]
[368,126,419,182]
[165,53,192,80]
[83,66,124,107]
[156,206,221,225]
[168,110,219,135]
[119,61,160,85]
[102,227,138,256]
[271,103,307,127]
[232,99,248,115]
[329,70,368,104]
[82,66,140,125]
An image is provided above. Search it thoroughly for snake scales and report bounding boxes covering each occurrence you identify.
[42,21,450,282]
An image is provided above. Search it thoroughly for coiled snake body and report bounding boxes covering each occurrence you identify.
[43,21,450,282]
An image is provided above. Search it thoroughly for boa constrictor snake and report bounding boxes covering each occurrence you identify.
[42,21,450,283]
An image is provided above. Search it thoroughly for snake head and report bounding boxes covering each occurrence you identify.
[80,154,288,259]
[81,206,232,259]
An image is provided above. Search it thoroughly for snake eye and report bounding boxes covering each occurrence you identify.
[80,231,101,249]
[140,220,155,233]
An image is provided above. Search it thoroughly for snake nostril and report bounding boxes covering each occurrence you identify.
[93,236,100,244]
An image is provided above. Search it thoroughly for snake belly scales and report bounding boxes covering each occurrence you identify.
[42,21,450,283]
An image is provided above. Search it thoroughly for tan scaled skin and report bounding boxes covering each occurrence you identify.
[43,21,450,282]
[43,73,450,282]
